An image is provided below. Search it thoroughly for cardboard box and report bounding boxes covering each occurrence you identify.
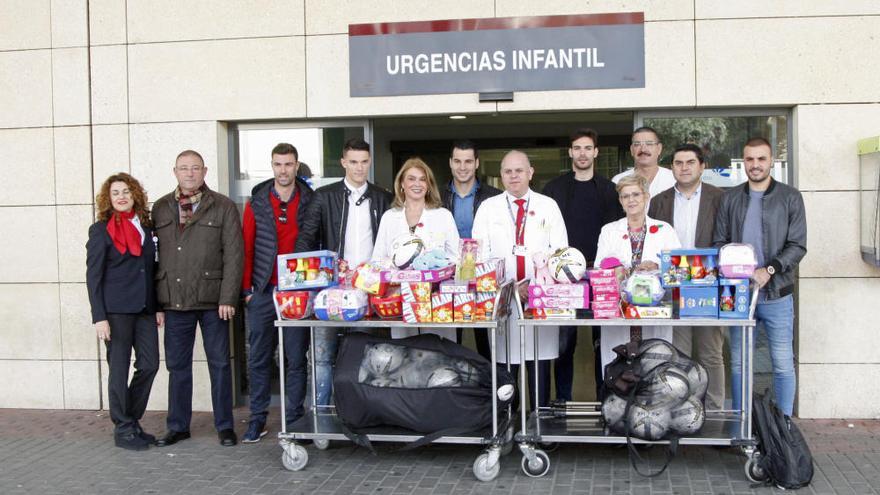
[532,308,576,319]
[277,250,338,291]
[679,286,719,318]
[402,302,432,323]
[588,268,616,279]
[719,278,751,319]
[593,308,622,319]
[660,248,719,288]
[528,282,589,298]
[475,291,497,321]
[454,292,475,323]
[383,264,456,283]
[591,300,620,312]
[529,294,590,309]
[592,291,620,302]
[623,303,673,319]
[401,282,432,303]
[475,258,505,293]
[431,293,454,323]
[440,280,470,294]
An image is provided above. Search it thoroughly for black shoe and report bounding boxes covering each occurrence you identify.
[218,428,237,447]
[134,423,157,445]
[156,430,191,447]
[115,431,150,451]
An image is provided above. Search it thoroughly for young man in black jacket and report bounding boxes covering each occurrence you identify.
[294,138,392,408]
[543,129,624,402]
[441,139,501,359]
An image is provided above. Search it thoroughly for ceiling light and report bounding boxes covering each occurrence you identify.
[449,115,467,120]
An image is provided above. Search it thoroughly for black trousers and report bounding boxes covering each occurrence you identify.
[105,313,159,434]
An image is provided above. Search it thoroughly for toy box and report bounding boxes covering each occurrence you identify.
[592,291,620,302]
[587,268,616,279]
[431,293,454,323]
[528,282,589,298]
[593,308,621,319]
[591,300,620,312]
[719,243,757,279]
[532,308,576,319]
[314,288,368,321]
[719,278,751,319]
[475,258,505,293]
[383,264,456,283]
[370,287,402,319]
[352,261,389,296]
[679,286,719,318]
[474,291,497,321]
[660,248,719,288]
[273,290,314,320]
[529,293,590,310]
[277,250,338,291]
[440,280,470,294]
[401,281,432,303]
[456,238,480,281]
[453,292,475,323]
[403,302,432,323]
[623,302,672,319]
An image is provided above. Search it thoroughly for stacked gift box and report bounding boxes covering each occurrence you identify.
[587,268,621,319]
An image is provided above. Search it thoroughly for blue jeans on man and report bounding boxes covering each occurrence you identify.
[164,309,234,432]
[729,294,796,416]
[247,287,310,427]
[313,327,341,406]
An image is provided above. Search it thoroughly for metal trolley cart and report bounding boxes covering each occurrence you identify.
[513,286,761,479]
[274,282,516,481]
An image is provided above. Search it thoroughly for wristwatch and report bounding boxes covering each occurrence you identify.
[766,265,776,276]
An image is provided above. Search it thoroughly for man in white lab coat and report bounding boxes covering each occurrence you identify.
[472,150,568,409]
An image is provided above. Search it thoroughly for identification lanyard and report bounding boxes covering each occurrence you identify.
[507,195,530,256]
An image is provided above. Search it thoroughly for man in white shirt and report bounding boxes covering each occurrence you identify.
[612,126,676,208]
[472,150,568,410]
[295,138,393,408]
[648,143,725,410]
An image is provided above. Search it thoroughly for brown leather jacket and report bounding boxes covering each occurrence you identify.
[151,188,244,311]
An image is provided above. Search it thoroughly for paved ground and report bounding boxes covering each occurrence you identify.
[1,407,878,495]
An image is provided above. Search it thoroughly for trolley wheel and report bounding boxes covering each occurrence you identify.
[521,449,550,478]
[282,444,308,471]
[473,453,501,482]
[313,438,330,450]
[744,457,767,483]
[540,442,559,453]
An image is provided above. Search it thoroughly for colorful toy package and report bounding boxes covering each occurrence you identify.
[369,286,402,319]
[660,248,719,287]
[431,293,454,323]
[276,250,338,291]
[475,258,505,293]
[453,292,475,323]
[474,291,497,321]
[456,238,480,281]
[718,243,757,279]
[313,288,368,321]
[273,290,314,320]
[401,281,432,303]
[352,261,390,296]
[719,278,751,319]
[679,286,719,318]
[402,302,432,323]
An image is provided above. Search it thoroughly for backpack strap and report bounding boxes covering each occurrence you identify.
[622,372,680,477]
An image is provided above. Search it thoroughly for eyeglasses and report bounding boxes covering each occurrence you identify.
[278,201,288,224]
[619,192,644,201]
[631,141,659,148]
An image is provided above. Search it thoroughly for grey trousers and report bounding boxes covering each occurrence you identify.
[672,326,725,410]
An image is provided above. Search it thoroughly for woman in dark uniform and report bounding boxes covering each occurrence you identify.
[86,173,162,450]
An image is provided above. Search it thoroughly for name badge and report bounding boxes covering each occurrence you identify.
[512,245,528,256]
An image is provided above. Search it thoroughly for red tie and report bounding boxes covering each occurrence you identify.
[514,198,526,281]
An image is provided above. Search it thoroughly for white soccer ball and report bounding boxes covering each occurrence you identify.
[637,339,677,375]
[426,367,462,388]
[364,343,407,376]
[601,394,628,431]
[669,396,705,435]
[636,363,691,410]
[685,362,709,400]
[391,234,425,269]
[627,402,671,441]
[547,247,587,284]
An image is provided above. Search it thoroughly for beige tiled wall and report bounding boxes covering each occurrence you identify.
[1,1,878,418]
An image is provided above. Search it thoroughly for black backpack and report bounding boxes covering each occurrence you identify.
[333,332,515,449]
[751,388,814,489]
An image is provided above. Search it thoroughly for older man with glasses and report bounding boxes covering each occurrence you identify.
[612,126,676,209]
[240,143,314,442]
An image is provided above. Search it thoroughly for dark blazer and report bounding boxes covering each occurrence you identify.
[648,182,723,248]
[86,220,157,323]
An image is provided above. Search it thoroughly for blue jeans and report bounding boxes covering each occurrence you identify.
[554,326,577,401]
[729,295,796,416]
[164,309,233,432]
[314,327,341,406]
[247,288,310,426]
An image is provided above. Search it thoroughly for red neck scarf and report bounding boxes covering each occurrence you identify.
[106,210,143,256]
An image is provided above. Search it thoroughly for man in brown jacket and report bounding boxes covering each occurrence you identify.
[648,143,725,410]
[151,150,244,447]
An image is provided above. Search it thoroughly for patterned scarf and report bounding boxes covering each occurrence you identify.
[106,210,142,256]
[174,183,208,231]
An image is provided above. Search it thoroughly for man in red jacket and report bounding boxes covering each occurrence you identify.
[240,143,313,443]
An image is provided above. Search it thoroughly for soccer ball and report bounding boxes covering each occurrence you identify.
[364,343,407,376]
[636,363,691,410]
[601,393,628,431]
[627,402,671,440]
[426,367,462,388]
[685,362,709,400]
[637,339,677,375]
[547,247,587,283]
[391,234,425,269]
[669,396,705,435]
